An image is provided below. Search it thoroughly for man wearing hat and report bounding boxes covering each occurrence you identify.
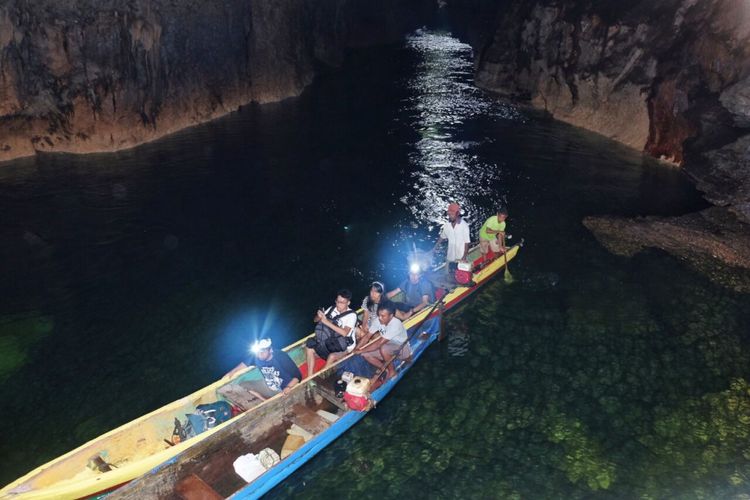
[226,338,302,400]
[433,202,471,271]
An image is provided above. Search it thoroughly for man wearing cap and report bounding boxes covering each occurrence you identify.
[433,202,471,271]
[479,206,508,257]
[225,338,302,399]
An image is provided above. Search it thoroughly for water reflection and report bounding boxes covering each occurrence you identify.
[403,31,521,230]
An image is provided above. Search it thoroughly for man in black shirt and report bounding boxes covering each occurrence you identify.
[226,338,302,400]
[386,267,435,320]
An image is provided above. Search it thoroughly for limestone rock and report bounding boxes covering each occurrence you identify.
[0,0,433,162]
[458,0,750,164]
[583,208,750,291]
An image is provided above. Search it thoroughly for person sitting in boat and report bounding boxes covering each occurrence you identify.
[361,281,385,332]
[305,289,358,374]
[386,265,434,320]
[433,202,471,272]
[226,338,302,400]
[355,281,385,350]
[359,301,410,379]
[479,206,508,258]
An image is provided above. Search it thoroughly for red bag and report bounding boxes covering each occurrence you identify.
[343,392,370,412]
[454,261,473,285]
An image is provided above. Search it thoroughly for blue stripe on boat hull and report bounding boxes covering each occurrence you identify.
[230,317,441,499]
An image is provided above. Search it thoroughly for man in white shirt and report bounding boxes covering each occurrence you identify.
[305,289,358,374]
[433,202,471,270]
[360,301,411,379]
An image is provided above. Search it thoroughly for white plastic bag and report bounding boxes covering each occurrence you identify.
[233,453,266,483]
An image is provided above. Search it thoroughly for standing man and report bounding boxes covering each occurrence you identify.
[225,338,302,400]
[433,202,471,271]
[479,206,508,257]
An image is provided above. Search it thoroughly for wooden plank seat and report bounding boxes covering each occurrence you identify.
[216,382,264,412]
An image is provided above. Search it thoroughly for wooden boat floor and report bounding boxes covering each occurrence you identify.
[138,390,344,500]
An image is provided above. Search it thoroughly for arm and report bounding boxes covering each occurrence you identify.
[434,225,447,252]
[386,288,401,299]
[411,294,430,314]
[282,377,300,396]
[432,237,445,252]
[411,281,434,314]
[355,326,375,350]
[361,309,370,330]
[278,353,302,396]
[359,335,387,353]
[318,314,353,337]
[461,242,470,261]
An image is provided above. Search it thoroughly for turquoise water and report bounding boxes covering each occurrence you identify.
[1,31,749,498]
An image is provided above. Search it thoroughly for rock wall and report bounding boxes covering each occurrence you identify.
[0,0,433,162]
[445,0,750,283]
[454,0,750,162]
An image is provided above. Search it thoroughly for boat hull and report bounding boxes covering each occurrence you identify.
[228,317,442,499]
[1,244,519,500]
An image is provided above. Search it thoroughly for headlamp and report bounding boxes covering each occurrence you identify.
[250,338,272,355]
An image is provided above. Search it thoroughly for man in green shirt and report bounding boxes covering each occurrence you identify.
[479,207,508,256]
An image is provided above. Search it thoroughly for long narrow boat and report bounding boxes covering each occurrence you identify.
[108,243,521,500]
[0,243,519,500]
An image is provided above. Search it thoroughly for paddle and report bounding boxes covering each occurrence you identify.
[501,234,513,284]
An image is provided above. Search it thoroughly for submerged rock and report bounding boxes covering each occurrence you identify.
[583,208,750,291]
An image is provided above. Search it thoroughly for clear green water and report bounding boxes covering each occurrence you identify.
[1,31,749,498]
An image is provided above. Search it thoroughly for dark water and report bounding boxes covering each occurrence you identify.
[2,31,750,498]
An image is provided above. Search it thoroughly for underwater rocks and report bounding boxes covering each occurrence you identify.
[0,0,433,162]
[583,208,750,291]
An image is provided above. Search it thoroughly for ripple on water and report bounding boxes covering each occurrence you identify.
[401,31,522,233]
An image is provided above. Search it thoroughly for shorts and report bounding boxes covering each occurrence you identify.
[479,238,501,254]
[380,340,412,360]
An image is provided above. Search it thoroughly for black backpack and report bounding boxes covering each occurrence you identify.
[307,307,357,359]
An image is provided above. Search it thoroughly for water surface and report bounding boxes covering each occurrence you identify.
[2,31,749,498]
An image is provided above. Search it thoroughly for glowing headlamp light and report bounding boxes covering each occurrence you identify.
[250,338,272,355]
[409,263,421,274]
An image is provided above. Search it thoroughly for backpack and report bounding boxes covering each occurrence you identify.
[178,401,233,439]
[307,307,357,359]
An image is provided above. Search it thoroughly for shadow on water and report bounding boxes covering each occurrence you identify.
[1,30,748,498]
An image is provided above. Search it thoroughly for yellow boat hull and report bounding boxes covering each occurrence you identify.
[0,244,519,499]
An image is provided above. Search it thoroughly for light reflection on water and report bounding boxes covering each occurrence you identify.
[402,31,522,231]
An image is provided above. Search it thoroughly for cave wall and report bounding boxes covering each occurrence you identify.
[0,0,433,162]
[447,0,750,225]
[453,0,750,159]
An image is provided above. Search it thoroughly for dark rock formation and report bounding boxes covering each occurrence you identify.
[0,0,433,161]
[445,0,750,283]
[452,0,750,162]
[583,209,750,291]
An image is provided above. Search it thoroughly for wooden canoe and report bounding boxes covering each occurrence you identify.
[0,243,519,500]
[108,244,520,500]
